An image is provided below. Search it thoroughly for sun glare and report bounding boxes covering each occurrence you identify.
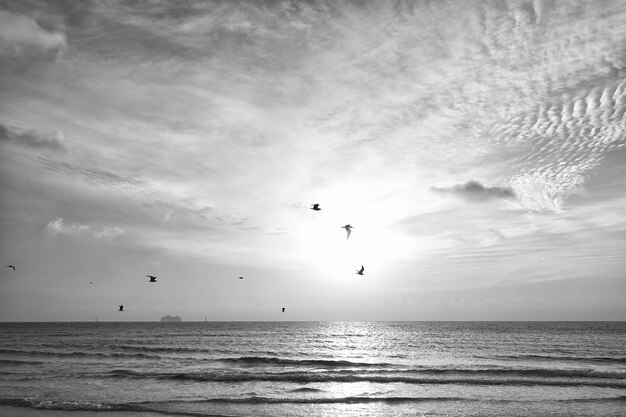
[292,200,418,281]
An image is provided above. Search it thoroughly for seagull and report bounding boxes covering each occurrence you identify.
[356,265,364,275]
[147,275,157,282]
[341,224,353,239]
[282,308,285,313]
[310,204,321,211]
[5,265,15,271]
[118,305,124,311]
[238,276,244,280]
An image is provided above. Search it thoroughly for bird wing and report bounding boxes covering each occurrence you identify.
[346,228,351,239]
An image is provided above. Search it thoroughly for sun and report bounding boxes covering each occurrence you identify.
[292,201,417,281]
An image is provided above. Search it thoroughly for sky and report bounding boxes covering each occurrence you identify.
[0,0,624,321]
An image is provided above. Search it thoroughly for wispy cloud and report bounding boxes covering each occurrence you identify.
[0,122,66,151]
[431,180,516,202]
[93,226,125,240]
[36,157,157,196]
[0,9,66,52]
[46,217,124,240]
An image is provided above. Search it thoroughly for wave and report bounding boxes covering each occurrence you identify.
[0,395,466,411]
[414,368,625,379]
[0,348,159,360]
[3,394,625,414]
[107,369,626,388]
[0,359,45,365]
[217,356,388,368]
[0,352,390,367]
[171,396,467,404]
[176,395,626,405]
[0,397,141,412]
[0,398,221,417]
[108,366,626,380]
[556,396,626,404]
[288,387,324,393]
[114,345,211,353]
[492,354,626,364]
[0,346,217,357]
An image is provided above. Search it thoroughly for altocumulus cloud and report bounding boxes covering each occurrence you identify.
[0,122,66,152]
[431,180,516,202]
[46,218,124,240]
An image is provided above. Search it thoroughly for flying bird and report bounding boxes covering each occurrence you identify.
[356,265,364,275]
[147,275,157,282]
[310,204,321,211]
[89,281,94,284]
[118,305,124,311]
[5,265,15,271]
[341,224,353,239]
[238,276,244,280]
[281,308,285,313]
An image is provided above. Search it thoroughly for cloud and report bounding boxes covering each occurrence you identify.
[0,122,66,151]
[93,226,125,239]
[35,157,165,199]
[0,9,66,55]
[45,218,124,240]
[431,180,516,202]
[46,218,89,236]
[498,78,626,212]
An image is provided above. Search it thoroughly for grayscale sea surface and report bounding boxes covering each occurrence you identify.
[0,321,624,416]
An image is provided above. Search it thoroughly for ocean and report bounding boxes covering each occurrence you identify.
[0,321,624,417]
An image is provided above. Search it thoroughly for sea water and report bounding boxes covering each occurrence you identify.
[0,321,624,416]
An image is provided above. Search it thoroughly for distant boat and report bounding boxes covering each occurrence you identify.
[160,315,182,322]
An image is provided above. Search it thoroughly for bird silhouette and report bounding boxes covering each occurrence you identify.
[281,308,285,313]
[238,276,244,280]
[147,275,157,282]
[341,224,353,239]
[5,265,15,271]
[356,265,364,275]
[89,281,94,284]
[118,305,124,311]
[310,204,321,211]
